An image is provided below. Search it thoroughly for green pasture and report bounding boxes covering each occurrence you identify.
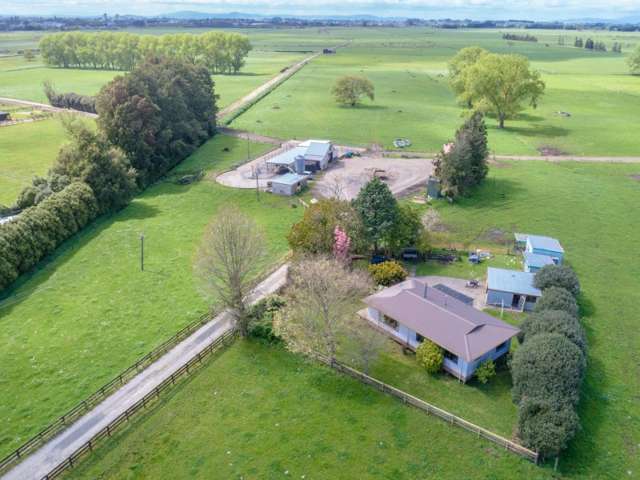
[0,50,304,108]
[65,340,548,480]
[0,118,67,205]
[230,27,640,156]
[0,134,303,457]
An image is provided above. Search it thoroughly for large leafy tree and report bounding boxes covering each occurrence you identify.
[453,52,545,128]
[519,310,587,353]
[629,45,640,74]
[51,119,137,214]
[332,76,375,107]
[448,46,489,107]
[287,199,365,255]
[534,264,580,297]
[352,178,399,252]
[96,56,217,187]
[383,203,424,256]
[534,286,579,317]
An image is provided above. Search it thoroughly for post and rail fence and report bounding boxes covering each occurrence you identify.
[315,355,539,464]
[0,309,221,476]
[39,329,237,480]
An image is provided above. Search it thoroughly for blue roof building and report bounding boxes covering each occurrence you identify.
[486,267,542,311]
[523,251,555,273]
[270,173,308,196]
[526,235,564,264]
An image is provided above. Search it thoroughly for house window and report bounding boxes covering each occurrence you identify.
[526,296,538,303]
[496,341,509,352]
[382,315,398,331]
[444,350,458,364]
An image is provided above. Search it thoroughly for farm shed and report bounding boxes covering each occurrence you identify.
[523,251,555,273]
[270,173,307,196]
[525,235,564,264]
[0,111,10,121]
[299,140,333,171]
[486,267,542,311]
[361,279,519,382]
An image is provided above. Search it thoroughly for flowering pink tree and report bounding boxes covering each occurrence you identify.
[333,226,351,263]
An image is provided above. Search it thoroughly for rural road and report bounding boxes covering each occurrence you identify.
[0,97,98,118]
[216,52,320,120]
[2,264,289,480]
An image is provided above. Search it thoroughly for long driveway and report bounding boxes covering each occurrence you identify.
[216,52,320,120]
[2,265,288,480]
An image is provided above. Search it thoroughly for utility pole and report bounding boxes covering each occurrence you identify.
[140,234,144,271]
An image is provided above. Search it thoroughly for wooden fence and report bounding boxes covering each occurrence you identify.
[316,355,539,464]
[39,329,237,480]
[0,310,219,475]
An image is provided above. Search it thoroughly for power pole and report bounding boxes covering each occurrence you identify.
[140,234,144,271]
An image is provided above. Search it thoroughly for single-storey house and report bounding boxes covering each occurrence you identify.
[523,251,555,273]
[361,279,519,382]
[298,140,333,171]
[525,235,564,264]
[486,267,542,311]
[270,172,307,196]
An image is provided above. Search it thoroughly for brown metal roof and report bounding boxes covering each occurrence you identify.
[363,279,519,362]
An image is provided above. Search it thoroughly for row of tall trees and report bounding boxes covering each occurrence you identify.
[39,31,252,73]
[2,56,217,293]
[511,264,586,461]
[448,47,545,128]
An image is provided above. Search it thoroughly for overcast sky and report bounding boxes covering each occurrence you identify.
[2,0,639,20]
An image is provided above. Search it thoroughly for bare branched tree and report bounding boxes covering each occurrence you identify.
[346,320,389,375]
[274,257,372,362]
[194,206,266,337]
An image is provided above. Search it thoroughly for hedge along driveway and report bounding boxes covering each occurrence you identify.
[0,134,304,458]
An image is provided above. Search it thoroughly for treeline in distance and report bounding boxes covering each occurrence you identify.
[39,31,252,73]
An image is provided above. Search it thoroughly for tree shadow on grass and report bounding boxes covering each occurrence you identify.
[336,103,388,111]
[489,123,570,139]
[453,178,527,210]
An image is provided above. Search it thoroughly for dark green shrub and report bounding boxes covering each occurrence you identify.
[534,264,580,297]
[475,359,496,384]
[519,310,586,353]
[248,295,286,343]
[368,260,408,286]
[517,397,580,459]
[535,286,579,317]
[416,340,443,374]
[511,333,586,407]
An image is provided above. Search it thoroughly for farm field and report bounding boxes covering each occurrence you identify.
[64,340,548,480]
[0,50,305,108]
[0,134,303,458]
[0,118,68,205]
[230,27,640,156]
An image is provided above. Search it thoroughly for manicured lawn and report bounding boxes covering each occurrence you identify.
[427,161,640,478]
[231,27,640,156]
[0,135,303,458]
[0,118,68,205]
[65,340,549,479]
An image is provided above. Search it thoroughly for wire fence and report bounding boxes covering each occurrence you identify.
[41,329,237,480]
[0,309,218,475]
[315,355,539,464]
